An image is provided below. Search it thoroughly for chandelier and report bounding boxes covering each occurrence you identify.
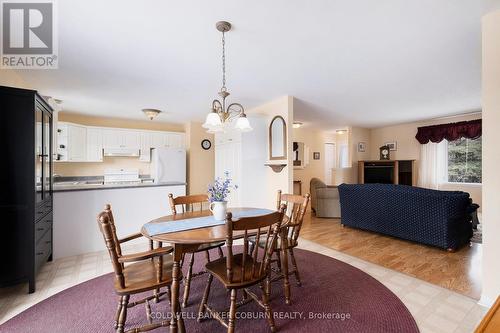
[202,21,252,133]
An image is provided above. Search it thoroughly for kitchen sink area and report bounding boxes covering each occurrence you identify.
[55,180,104,186]
[53,169,181,192]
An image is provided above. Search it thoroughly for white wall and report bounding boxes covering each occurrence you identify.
[247,96,294,209]
[53,185,185,258]
[240,115,268,208]
[481,9,500,307]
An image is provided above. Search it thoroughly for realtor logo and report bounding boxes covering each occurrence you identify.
[1,0,58,69]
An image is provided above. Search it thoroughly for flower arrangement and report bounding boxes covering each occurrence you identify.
[207,171,238,203]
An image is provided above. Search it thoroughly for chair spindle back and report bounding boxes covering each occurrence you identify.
[169,193,209,214]
[276,190,310,242]
[97,207,125,289]
[225,204,286,284]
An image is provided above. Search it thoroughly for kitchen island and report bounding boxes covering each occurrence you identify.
[53,182,185,258]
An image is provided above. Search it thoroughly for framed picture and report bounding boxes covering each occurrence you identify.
[313,152,320,160]
[358,142,366,152]
[384,141,397,151]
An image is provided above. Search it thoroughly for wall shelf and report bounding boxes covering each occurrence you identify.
[265,163,287,173]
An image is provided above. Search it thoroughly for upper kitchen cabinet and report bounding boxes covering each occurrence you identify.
[67,124,87,161]
[150,132,185,149]
[122,131,141,149]
[56,123,184,162]
[57,122,87,162]
[139,132,153,162]
[102,129,140,149]
[102,129,121,149]
[56,122,87,162]
[168,133,185,148]
[151,132,169,148]
[86,128,103,162]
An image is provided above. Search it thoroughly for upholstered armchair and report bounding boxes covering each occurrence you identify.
[310,178,341,218]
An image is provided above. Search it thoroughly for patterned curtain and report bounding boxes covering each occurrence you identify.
[415,119,481,144]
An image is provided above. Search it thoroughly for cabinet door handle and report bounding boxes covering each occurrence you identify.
[37,227,44,231]
[36,252,44,256]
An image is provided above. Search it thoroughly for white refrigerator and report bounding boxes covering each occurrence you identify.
[151,148,186,183]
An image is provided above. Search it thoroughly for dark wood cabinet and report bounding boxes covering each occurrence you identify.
[0,86,53,293]
[358,160,416,186]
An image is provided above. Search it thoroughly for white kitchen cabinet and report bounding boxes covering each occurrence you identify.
[86,128,103,162]
[68,124,87,162]
[168,133,185,148]
[123,131,140,149]
[139,132,153,162]
[102,129,140,149]
[151,132,169,148]
[56,123,69,161]
[102,129,122,149]
[57,123,184,163]
[150,132,185,149]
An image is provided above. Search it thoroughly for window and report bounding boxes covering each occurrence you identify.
[447,137,482,183]
[338,144,349,168]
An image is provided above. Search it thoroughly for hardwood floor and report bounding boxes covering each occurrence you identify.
[300,212,482,299]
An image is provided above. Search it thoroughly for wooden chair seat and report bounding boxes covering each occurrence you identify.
[249,236,298,251]
[205,253,267,288]
[195,241,226,252]
[115,254,179,295]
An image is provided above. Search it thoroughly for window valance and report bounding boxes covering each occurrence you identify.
[415,119,481,144]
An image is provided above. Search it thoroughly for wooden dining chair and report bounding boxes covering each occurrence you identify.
[97,204,179,333]
[168,193,225,308]
[197,205,286,333]
[249,190,310,305]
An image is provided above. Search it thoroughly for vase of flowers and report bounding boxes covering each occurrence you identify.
[208,172,238,221]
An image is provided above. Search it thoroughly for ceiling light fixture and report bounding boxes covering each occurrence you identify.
[202,21,252,133]
[293,122,303,129]
[336,129,347,134]
[142,108,162,120]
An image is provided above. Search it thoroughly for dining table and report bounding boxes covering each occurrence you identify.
[141,207,290,333]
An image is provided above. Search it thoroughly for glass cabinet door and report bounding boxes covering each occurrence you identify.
[35,108,43,204]
[42,110,52,200]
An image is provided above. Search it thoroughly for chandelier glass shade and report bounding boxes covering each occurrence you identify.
[202,21,252,133]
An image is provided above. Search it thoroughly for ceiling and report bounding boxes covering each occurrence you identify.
[11,0,482,129]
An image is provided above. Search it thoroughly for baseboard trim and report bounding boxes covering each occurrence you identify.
[479,294,495,308]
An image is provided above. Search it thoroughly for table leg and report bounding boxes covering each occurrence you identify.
[280,231,291,305]
[170,245,185,333]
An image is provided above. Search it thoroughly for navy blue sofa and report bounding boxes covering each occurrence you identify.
[338,184,478,250]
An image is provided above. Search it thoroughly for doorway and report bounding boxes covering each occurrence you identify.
[324,143,336,185]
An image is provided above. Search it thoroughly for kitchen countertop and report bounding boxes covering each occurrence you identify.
[53,181,186,192]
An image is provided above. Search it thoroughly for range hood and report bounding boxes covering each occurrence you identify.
[103,148,140,157]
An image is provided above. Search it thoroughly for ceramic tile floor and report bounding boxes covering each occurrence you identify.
[0,239,489,333]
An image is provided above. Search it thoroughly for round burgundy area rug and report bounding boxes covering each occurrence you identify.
[0,248,419,333]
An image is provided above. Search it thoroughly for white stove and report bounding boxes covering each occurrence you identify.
[103,169,141,184]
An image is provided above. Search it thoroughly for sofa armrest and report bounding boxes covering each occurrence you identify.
[467,203,480,229]
[316,187,339,199]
